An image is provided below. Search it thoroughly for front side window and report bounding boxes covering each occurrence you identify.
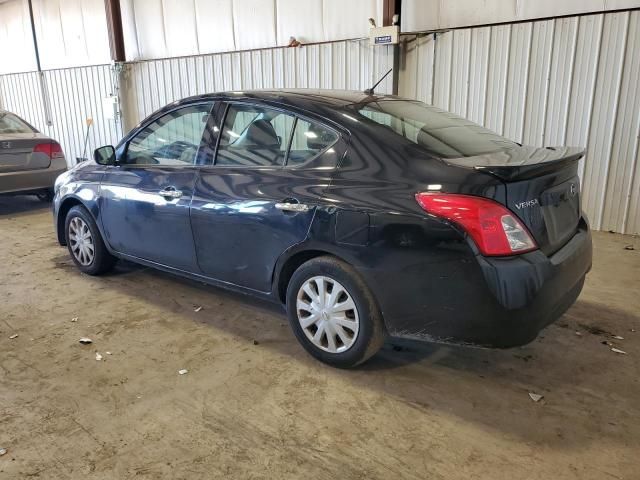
[287,118,338,167]
[125,103,213,165]
[0,112,35,134]
[357,100,517,158]
[216,104,294,167]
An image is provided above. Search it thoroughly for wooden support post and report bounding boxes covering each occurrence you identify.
[104,0,126,62]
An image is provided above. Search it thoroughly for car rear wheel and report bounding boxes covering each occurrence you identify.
[286,256,385,368]
[65,205,117,275]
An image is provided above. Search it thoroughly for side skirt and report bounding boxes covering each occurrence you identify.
[112,251,283,307]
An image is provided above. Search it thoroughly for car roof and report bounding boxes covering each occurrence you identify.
[181,89,404,110]
[128,89,418,143]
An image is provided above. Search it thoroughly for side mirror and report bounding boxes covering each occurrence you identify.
[94,145,116,165]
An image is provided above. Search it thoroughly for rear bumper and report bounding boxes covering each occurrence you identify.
[365,218,592,348]
[0,158,67,194]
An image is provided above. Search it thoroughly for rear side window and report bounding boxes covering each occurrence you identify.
[357,101,517,158]
[0,112,35,134]
[287,119,338,167]
[216,104,294,167]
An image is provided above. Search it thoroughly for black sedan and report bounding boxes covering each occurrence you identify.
[53,90,592,367]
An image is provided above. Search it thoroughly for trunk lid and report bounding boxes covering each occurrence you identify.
[0,133,52,173]
[445,146,585,255]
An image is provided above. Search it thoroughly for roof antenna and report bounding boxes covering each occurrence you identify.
[364,68,393,96]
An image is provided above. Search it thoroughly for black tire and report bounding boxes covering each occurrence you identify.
[286,256,385,368]
[36,188,54,202]
[64,205,117,275]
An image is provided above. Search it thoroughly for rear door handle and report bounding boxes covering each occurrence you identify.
[275,202,309,212]
[159,187,182,199]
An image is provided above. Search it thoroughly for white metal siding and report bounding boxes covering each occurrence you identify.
[399,10,640,234]
[602,11,640,233]
[401,0,640,32]
[118,0,384,61]
[484,25,511,134]
[503,23,532,143]
[467,27,490,125]
[582,12,629,230]
[0,39,392,169]
[122,40,394,129]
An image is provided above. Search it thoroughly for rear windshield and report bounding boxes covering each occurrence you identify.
[0,112,35,134]
[355,100,517,158]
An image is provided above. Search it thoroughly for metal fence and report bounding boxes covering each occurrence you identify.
[399,10,640,234]
[0,65,122,167]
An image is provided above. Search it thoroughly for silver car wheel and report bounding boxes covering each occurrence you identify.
[68,216,95,266]
[296,275,360,353]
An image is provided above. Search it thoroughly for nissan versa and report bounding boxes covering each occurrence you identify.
[53,90,592,367]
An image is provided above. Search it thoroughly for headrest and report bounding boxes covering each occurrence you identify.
[241,119,280,147]
[306,124,331,150]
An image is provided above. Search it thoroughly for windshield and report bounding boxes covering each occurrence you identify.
[0,112,36,134]
[356,100,517,158]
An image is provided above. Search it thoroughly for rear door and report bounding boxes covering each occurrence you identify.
[190,102,343,292]
[100,102,214,271]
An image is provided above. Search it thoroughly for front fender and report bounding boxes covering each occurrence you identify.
[53,164,106,246]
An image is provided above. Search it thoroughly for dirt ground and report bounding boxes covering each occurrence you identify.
[0,196,638,480]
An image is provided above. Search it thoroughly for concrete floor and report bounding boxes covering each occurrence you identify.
[0,196,638,480]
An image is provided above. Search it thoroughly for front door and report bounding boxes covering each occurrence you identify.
[99,102,214,271]
[190,102,343,292]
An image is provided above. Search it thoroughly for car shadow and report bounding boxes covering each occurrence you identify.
[54,254,640,450]
[0,195,50,217]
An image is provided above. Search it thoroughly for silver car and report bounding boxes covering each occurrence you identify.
[0,110,67,201]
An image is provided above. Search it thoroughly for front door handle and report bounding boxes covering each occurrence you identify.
[159,187,182,199]
[275,202,309,212]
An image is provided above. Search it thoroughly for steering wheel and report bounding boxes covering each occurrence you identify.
[153,140,198,162]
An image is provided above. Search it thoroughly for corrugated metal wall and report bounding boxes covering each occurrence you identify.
[0,39,392,170]
[399,10,640,235]
[0,65,122,167]
[121,39,394,128]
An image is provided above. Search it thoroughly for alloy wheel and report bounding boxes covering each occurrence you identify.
[68,216,95,266]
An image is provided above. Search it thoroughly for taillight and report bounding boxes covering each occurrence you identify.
[415,193,537,256]
[33,142,64,159]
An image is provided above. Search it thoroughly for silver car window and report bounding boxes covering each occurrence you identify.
[0,112,35,134]
[124,103,214,166]
[216,104,295,167]
[357,100,517,158]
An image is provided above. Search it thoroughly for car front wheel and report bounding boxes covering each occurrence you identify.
[64,205,117,275]
[286,256,385,368]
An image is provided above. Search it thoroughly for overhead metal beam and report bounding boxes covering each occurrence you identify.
[383,0,401,95]
[104,0,126,62]
[27,0,53,126]
[26,0,41,71]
